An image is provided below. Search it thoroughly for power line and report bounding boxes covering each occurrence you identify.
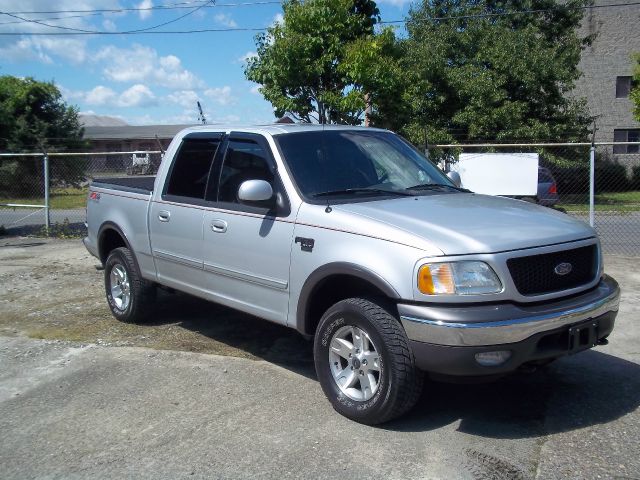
[0,0,215,34]
[0,26,266,35]
[0,13,103,27]
[1,0,282,15]
[126,0,216,33]
[0,1,280,27]
[0,1,637,36]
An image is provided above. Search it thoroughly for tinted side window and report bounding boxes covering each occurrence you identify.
[165,138,220,199]
[218,139,274,203]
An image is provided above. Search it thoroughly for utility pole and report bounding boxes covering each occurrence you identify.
[364,94,371,127]
[589,121,597,227]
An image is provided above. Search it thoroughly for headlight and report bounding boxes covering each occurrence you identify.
[417,261,502,295]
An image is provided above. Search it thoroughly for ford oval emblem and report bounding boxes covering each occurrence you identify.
[554,262,573,276]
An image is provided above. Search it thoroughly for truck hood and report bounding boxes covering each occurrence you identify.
[333,193,595,255]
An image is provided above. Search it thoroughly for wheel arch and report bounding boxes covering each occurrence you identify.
[97,222,140,273]
[296,262,400,337]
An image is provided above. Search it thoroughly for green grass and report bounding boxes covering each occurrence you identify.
[558,190,640,213]
[0,186,88,209]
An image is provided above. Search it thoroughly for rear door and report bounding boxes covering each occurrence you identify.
[149,132,222,289]
[201,132,295,324]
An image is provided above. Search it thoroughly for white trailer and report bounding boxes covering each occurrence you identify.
[449,152,539,197]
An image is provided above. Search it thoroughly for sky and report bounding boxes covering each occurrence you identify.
[0,0,412,126]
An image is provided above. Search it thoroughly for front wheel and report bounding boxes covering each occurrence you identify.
[104,247,155,323]
[314,298,423,425]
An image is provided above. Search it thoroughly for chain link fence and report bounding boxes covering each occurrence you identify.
[0,151,162,236]
[1,143,639,255]
[428,142,640,256]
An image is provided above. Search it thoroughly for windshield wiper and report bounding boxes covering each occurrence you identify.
[312,187,413,198]
[406,183,470,192]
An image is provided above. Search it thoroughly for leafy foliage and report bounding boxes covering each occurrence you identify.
[0,76,86,197]
[396,0,594,145]
[632,53,640,123]
[245,0,401,124]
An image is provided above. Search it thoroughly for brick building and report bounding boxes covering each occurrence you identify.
[575,1,640,161]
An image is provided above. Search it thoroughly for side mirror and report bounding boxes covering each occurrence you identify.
[447,171,462,188]
[238,179,274,203]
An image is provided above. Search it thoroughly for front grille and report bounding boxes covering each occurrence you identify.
[507,245,598,296]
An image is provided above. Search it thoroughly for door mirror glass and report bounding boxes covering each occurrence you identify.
[447,171,462,188]
[238,179,273,203]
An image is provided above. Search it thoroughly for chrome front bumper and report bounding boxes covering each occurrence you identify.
[399,275,620,347]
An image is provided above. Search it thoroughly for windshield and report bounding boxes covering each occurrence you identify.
[274,130,454,200]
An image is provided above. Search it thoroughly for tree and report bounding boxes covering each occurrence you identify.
[245,0,400,124]
[399,0,594,145]
[0,76,86,197]
[632,53,640,122]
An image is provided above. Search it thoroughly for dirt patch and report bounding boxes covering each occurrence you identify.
[0,237,313,373]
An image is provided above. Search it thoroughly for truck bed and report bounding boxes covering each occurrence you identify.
[91,176,156,195]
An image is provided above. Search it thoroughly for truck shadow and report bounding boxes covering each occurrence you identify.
[384,350,640,437]
[147,291,315,380]
[149,291,639,438]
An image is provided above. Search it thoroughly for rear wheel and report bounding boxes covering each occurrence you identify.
[314,298,423,425]
[104,247,155,323]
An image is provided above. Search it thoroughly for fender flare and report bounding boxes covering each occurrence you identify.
[296,262,400,335]
[97,221,141,274]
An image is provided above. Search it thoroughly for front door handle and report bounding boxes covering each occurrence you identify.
[158,210,171,222]
[211,219,228,233]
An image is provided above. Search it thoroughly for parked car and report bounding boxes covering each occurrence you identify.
[84,125,619,425]
[538,167,560,207]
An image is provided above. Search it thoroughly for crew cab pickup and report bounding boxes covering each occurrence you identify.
[84,125,620,424]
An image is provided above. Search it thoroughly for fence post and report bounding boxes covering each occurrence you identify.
[589,145,595,227]
[43,153,50,234]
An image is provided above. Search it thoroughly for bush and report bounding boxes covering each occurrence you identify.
[545,161,632,195]
[632,165,640,190]
[0,158,43,197]
[596,162,630,192]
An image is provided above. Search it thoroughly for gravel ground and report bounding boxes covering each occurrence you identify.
[0,237,638,479]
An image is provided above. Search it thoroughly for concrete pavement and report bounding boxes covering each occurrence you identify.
[0,243,638,479]
[1,335,638,480]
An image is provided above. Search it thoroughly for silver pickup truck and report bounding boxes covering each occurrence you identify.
[84,124,620,424]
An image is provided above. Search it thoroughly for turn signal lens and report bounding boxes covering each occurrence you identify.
[418,263,455,295]
[417,261,502,295]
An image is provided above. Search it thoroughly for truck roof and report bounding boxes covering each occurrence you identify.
[176,123,389,137]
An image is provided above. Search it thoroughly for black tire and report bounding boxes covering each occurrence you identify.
[313,298,423,425]
[104,247,156,323]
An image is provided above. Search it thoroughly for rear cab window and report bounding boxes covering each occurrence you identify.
[163,133,222,203]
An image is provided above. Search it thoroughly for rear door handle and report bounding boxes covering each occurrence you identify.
[158,210,171,222]
[211,219,228,233]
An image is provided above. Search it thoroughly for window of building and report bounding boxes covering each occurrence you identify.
[615,76,632,98]
[613,129,640,154]
[165,137,221,199]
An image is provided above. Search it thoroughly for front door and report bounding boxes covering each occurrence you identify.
[202,133,295,324]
